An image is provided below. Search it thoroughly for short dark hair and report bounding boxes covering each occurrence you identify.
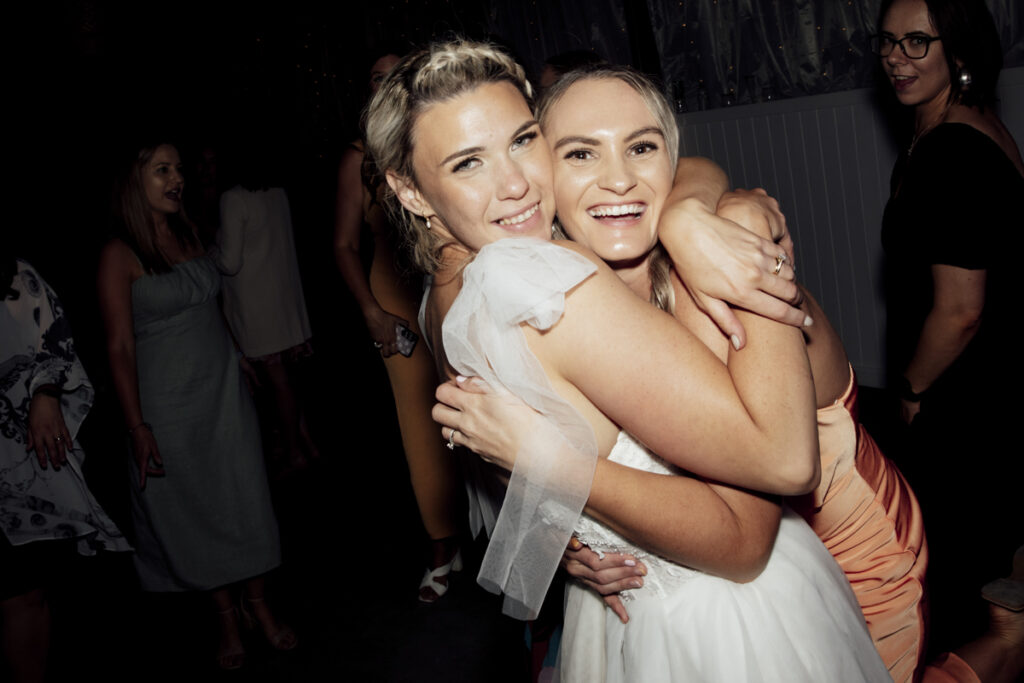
[879,0,1003,107]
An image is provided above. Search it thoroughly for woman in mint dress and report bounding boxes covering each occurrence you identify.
[98,142,295,670]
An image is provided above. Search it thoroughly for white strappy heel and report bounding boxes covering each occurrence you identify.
[418,549,464,602]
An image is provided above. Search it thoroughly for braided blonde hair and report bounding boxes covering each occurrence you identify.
[363,39,534,274]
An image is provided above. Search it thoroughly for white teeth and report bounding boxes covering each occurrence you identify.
[497,203,538,226]
[588,204,644,218]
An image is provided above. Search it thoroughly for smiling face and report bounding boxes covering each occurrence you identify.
[880,0,953,120]
[143,144,184,218]
[393,80,555,255]
[543,77,673,269]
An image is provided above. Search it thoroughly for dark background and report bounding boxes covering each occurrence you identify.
[12,0,1022,511]
[9,2,1021,679]
[12,0,1023,543]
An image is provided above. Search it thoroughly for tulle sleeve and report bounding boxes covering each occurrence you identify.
[442,238,599,619]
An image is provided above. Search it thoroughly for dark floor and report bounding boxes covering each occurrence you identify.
[40,326,535,683]
[45,463,531,683]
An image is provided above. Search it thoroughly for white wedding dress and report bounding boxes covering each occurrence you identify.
[440,238,888,681]
[559,432,890,682]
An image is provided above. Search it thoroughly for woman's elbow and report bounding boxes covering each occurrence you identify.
[933,292,984,335]
[770,443,821,496]
[730,557,771,584]
[214,250,243,276]
[789,456,821,496]
[334,242,360,273]
[953,307,983,335]
[719,537,774,583]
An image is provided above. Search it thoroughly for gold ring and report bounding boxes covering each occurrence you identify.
[773,253,787,276]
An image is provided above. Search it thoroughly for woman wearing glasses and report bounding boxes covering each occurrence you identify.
[875,0,1024,665]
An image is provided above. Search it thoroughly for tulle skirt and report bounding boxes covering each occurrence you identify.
[559,509,890,682]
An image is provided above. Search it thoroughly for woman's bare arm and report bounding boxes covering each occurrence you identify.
[900,264,985,423]
[333,145,408,356]
[662,158,804,346]
[434,379,780,581]
[97,241,164,488]
[588,463,781,581]
[530,242,819,496]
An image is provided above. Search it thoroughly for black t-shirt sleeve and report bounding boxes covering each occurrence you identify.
[901,124,1016,270]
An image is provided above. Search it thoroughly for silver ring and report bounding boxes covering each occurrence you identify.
[446,429,458,450]
[773,253,787,276]
[55,436,64,443]
[373,341,383,349]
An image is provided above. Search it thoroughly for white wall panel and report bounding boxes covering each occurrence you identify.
[676,67,1024,386]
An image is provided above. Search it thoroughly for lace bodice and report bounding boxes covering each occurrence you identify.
[574,432,703,599]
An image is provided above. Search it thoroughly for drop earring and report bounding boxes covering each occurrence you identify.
[425,215,432,230]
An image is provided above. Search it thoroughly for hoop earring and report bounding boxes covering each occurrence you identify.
[958,67,972,89]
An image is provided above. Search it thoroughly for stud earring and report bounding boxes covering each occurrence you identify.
[958,67,972,89]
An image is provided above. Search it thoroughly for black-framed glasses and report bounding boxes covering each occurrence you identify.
[870,33,942,59]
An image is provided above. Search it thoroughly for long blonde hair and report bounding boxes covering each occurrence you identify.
[539,65,679,312]
[114,143,199,274]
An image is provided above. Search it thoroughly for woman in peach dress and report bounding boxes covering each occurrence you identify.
[335,50,462,601]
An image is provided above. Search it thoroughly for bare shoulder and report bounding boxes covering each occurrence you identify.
[552,239,628,284]
[339,142,365,171]
[551,238,598,260]
[539,242,684,357]
[98,239,143,284]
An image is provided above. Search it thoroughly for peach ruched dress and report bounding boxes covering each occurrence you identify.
[792,368,928,683]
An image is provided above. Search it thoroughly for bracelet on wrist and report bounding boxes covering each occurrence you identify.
[128,421,153,436]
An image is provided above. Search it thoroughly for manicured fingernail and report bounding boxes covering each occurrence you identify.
[803,315,814,327]
[731,335,741,351]
[624,559,636,567]
[630,579,643,588]
[569,537,582,550]
[456,375,466,383]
